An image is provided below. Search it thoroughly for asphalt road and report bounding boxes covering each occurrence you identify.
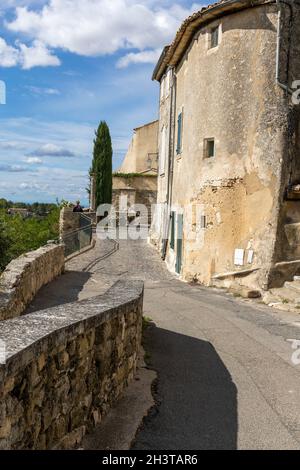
[133,277,300,450]
[27,238,300,449]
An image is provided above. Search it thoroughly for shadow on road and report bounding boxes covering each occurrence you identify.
[132,324,238,450]
[25,270,91,314]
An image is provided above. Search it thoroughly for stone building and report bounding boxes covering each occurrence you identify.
[150,0,300,292]
[119,120,159,174]
[113,121,159,222]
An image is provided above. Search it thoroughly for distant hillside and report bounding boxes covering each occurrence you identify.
[0,198,57,215]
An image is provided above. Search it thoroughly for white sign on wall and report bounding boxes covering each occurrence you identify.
[234,249,245,266]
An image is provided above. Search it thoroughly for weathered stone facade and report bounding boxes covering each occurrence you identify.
[0,244,65,320]
[112,121,159,224]
[150,0,300,292]
[112,175,157,224]
[0,280,143,449]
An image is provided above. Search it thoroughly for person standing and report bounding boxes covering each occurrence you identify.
[73,200,83,213]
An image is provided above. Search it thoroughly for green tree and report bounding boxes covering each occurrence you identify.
[0,207,60,272]
[91,121,113,207]
[0,219,11,271]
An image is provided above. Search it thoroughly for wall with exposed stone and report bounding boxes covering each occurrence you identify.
[0,280,143,450]
[59,207,81,237]
[112,175,157,224]
[59,208,93,258]
[0,244,65,321]
[151,1,300,292]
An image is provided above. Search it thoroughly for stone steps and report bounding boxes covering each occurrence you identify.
[263,276,300,310]
[270,286,300,304]
[284,278,300,294]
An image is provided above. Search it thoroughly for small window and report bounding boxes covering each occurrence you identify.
[160,125,167,175]
[210,26,219,49]
[160,77,165,101]
[200,215,207,229]
[176,111,183,155]
[170,211,175,250]
[204,138,215,158]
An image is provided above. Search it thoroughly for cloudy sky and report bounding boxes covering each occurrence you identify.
[0,0,202,205]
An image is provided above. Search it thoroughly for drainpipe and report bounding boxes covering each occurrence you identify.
[276,0,294,94]
[161,68,176,260]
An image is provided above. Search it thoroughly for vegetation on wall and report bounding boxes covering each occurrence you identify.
[113,172,157,179]
[91,121,113,207]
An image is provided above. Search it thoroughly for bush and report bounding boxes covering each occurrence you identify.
[0,219,12,271]
[0,207,60,272]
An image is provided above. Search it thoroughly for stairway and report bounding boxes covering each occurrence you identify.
[264,275,300,310]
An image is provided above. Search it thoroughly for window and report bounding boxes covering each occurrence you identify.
[170,211,175,250]
[176,111,183,155]
[204,138,215,158]
[160,125,167,175]
[160,77,165,101]
[200,215,207,229]
[210,26,219,49]
[165,70,171,97]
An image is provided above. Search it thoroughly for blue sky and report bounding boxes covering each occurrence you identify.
[0,0,203,205]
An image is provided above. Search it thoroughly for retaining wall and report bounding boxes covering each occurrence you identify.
[0,280,143,449]
[0,244,65,321]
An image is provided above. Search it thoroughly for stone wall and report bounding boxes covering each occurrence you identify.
[59,208,93,258]
[0,280,144,450]
[59,207,81,237]
[151,1,300,291]
[112,175,157,224]
[0,244,65,321]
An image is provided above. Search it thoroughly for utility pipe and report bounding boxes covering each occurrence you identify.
[161,68,176,261]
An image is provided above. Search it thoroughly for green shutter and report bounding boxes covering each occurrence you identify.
[170,211,175,250]
[176,214,184,274]
[177,112,182,154]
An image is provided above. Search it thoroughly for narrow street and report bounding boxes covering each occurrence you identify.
[28,238,300,449]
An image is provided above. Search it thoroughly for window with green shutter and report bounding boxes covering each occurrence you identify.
[176,112,183,155]
[170,211,175,250]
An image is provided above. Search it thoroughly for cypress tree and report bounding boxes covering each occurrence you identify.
[91,121,113,207]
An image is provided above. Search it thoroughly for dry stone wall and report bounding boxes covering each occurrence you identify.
[0,280,143,449]
[0,244,65,321]
[59,207,81,236]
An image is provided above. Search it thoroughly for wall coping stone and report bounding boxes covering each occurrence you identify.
[0,244,65,320]
[0,280,144,381]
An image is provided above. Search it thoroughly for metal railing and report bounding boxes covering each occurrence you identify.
[61,213,93,258]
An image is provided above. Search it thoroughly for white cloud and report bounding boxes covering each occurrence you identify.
[25,85,60,95]
[0,36,60,69]
[18,40,60,69]
[6,0,201,66]
[117,48,161,68]
[19,182,49,190]
[24,157,42,164]
[0,37,19,67]
[0,164,28,172]
[30,143,77,157]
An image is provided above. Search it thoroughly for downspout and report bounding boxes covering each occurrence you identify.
[161,68,176,260]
